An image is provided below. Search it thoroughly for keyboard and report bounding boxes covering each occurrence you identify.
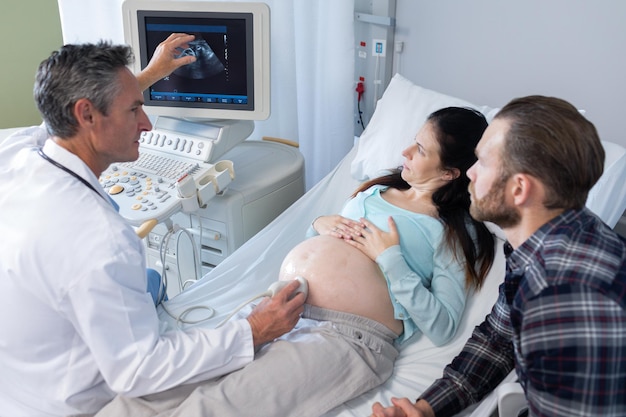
[114,152,200,179]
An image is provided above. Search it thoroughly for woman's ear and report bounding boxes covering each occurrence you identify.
[442,168,460,181]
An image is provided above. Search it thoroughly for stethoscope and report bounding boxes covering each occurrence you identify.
[37,147,108,204]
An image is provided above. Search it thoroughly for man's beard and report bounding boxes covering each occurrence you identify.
[469,175,521,229]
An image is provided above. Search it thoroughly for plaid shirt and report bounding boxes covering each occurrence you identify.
[420,208,626,416]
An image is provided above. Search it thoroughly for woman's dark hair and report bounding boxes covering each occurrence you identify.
[353,107,495,290]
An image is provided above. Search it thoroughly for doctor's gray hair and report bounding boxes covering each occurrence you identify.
[34,41,135,138]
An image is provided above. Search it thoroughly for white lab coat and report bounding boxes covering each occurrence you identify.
[0,126,254,417]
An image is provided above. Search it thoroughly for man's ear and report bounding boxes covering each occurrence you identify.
[510,173,533,206]
[442,168,460,181]
[73,98,95,127]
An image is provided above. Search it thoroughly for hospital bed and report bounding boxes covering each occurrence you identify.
[146,74,626,417]
[1,73,624,417]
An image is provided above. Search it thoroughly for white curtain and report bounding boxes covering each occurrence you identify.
[57,0,355,190]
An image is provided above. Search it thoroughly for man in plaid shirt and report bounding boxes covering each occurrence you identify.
[371,95,626,417]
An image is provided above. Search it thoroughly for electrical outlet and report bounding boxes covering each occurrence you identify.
[372,38,386,57]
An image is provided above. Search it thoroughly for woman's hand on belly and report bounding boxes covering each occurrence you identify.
[279,235,403,335]
[312,214,365,240]
[344,217,400,261]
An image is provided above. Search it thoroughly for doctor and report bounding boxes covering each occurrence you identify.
[0,38,305,417]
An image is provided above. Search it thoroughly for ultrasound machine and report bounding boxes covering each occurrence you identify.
[103,0,305,298]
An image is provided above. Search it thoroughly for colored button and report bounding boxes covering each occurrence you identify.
[108,184,124,195]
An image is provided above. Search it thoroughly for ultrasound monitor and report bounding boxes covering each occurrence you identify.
[122,0,270,122]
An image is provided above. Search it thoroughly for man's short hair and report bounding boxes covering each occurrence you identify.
[34,41,134,138]
[494,95,604,210]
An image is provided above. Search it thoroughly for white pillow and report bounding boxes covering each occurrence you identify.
[351,73,495,181]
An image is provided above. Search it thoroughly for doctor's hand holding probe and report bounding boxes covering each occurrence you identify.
[0,35,305,417]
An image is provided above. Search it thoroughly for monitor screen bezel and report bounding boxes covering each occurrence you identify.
[122,0,270,121]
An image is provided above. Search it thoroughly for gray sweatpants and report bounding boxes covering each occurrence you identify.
[96,304,399,417]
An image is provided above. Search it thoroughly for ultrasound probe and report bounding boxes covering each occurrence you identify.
[215,277,308,328]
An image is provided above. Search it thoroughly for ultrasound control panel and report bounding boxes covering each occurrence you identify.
[138,129,214,162]
[99,152,218,226]
[98,118,246,226]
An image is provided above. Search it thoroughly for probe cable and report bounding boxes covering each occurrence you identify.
[157,224,216,327]
[214,290,273,328]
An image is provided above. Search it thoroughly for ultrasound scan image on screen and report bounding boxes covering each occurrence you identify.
[139,12,254,111]
[174,37,225,79]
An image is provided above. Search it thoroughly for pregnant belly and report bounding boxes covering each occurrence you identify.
[279,235,403,335]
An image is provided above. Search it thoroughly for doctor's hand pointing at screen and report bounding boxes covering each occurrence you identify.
[136,33,197,91]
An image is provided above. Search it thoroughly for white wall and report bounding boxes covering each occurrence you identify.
[392,0,626,148]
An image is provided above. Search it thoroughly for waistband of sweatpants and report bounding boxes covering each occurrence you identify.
[302,304,399,350]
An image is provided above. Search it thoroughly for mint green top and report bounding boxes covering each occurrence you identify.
[308,185,468,345]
